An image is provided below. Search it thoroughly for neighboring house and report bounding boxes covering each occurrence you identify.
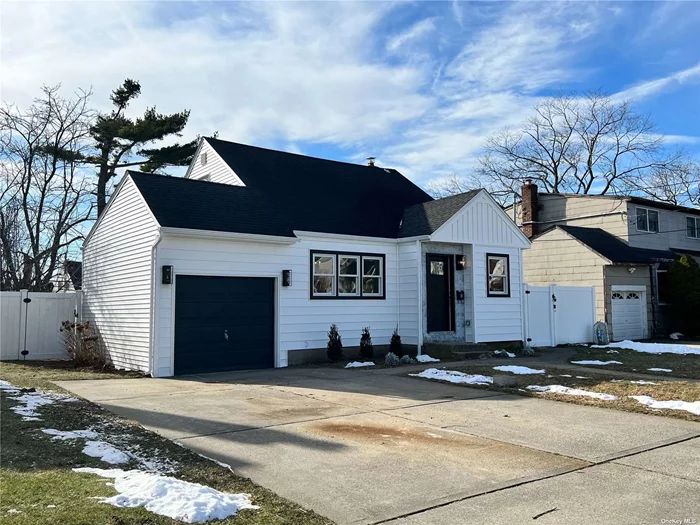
[82,137,530,377]
[51,260,82,292]
[508,180,700,341]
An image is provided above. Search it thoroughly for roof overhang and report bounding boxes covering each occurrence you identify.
[160,227,298,245]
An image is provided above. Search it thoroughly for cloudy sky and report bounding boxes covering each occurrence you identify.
[2,1,699,188]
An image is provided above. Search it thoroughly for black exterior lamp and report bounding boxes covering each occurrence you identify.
[456,257,466,271]
[162,265,173,284]
[282,269,292,287]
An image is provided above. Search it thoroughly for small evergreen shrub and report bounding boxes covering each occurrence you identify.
[327,324,343,362]
[399,354,415,365]
[359,327,374,359]
[389,327,404,357]
[385,352,400,367]
[667,255,700,335]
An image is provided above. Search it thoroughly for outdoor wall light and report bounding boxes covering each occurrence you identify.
[628,267,636,274]
[282,269,292,287]
[162,265,173,284]
[456,257,466,271]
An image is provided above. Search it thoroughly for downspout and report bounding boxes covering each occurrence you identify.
[416,239,423,355]
[648,264,657,338]
[148,228,163,377]
[396,243,400,341]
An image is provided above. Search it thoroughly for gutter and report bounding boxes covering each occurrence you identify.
[148,228,163,377]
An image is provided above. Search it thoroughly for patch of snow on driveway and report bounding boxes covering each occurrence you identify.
[410,368,492,385]
[493,365,545,375]
[571,360,623,366]
[526,385,618,401]
[630,396,700,416]
[344,361,375,368]
[416,355,440,363]
[591,340,700,355]
[73,468,259,523]
[648,368,673,373]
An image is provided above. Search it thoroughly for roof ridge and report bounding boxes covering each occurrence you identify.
[206,136,398,172]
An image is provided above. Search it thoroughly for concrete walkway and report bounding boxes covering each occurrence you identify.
[58,367,700,525]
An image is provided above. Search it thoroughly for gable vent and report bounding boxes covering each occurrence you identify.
[201,152,208,166]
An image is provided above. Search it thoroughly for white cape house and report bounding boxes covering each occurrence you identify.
[82,138,530,377]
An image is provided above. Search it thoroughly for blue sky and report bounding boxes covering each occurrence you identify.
[2,1,699,188]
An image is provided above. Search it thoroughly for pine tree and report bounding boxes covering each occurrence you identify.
[89,79,198,215]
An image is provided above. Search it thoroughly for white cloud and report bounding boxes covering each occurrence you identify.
[386,18,436,53]
[614,62,700,101]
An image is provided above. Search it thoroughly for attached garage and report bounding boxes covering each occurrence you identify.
[610,287,646,341]
[174,275,275,375]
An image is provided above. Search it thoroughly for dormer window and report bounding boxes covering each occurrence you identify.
[200,152,208,166]
[636,207,659,233]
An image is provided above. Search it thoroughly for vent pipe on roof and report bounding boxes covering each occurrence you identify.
[366,157,376,167]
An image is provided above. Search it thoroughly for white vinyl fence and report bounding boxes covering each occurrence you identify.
[524,284,596,347]
[0,290,81,360]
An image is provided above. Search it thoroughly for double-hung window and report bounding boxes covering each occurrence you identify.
[636,207,659,233]
[311,251,384,299]
[687,216,700,239]
[486,253,510,297]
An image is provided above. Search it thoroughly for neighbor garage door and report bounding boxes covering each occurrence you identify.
[611,290,645,341]
[174,275,275,375]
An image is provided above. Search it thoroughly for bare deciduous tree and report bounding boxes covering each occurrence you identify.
[477,91,681,198]
[625,160,700,207]
[0,85,95,291]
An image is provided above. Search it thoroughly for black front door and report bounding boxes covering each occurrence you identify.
[174,275,275,375]
[426,254,454,332]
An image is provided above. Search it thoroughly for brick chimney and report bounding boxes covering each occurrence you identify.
[521,179,539,238]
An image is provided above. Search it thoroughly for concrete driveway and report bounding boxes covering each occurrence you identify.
[59,366,700,525]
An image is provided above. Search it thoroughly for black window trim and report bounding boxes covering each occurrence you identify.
[686,216,700,239]
[636,206,660,233]
[310,250,386,300]
[486,253,511,298]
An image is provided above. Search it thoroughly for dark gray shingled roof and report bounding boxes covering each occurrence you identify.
[555,225,676,264]
[398,190,481,238]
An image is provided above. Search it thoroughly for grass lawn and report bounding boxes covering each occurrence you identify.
[0,361,333,524]
[567,346,700,380]
[408,364,700,422]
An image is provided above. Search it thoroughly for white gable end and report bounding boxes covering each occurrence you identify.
[185,139,245,186]
[430,191,530,248]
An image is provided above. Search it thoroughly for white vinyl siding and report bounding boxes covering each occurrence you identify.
[397,242,419,345]
[153,234,398,376]
[82,177,159,373]
[186,140,245,186]
[473,245,524,343]
[627,203,700,253]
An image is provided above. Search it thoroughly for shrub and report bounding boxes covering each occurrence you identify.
[327,324,344,361]
[359,327,374,360]
[399,355,415,365]
[60,320,108,369]
[384,352,400,367]
[667,255,700,335]
[389,327,404,357]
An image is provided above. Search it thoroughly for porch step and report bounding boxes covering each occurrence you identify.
[422,342,491,361]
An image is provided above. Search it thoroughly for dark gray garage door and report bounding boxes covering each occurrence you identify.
[174,275,275,375]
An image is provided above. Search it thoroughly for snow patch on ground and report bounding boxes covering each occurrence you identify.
[571,360,623,366]
[6,509,21,514]
[410,368,492,385]
[648,368,673,373]
[344,361,375,368]
[493,350,516,358]
[0,381,77,421]
[83,441,131,464]
[591,340,700,355]
[43,429,99,440]
[526,384,618,401]
[610,379,657,385]
[416,355,440,363]
[606,350,619,354]
[493,365,545,375]
[630,396,700,416]
[73,468,259,523]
